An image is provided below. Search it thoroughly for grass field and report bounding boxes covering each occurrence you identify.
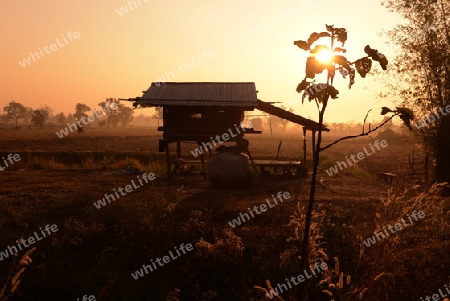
[0,127,448,301]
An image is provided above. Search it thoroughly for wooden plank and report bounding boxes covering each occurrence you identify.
[253,160,302,166]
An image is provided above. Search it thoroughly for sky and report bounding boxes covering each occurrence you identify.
[0,0,404,123]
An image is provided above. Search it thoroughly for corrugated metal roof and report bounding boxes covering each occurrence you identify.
[136,82,258,107]
[122,81,326,131]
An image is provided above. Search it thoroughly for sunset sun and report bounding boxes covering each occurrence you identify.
[315,48,333,64]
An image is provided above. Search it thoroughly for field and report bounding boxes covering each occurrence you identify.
[0,127,448,301]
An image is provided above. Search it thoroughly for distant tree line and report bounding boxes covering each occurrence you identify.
[247,108,403,137]
[1,99,135,129]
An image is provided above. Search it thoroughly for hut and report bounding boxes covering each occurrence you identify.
[122,82,328,179]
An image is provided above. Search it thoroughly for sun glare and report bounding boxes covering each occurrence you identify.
[315,49,333,64]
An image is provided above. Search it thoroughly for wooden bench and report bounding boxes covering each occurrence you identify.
[253,160,307,177]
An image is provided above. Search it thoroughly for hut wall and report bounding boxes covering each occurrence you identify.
[162,106,244,141]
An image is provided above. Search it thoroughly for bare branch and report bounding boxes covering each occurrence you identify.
[362,109,372,134]
[315,99,320,112]
[320,113,399,152]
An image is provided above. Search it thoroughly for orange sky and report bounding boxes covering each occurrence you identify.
[1,0,403,123]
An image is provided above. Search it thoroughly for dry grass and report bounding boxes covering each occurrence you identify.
[319,155,370,178]
[351,183,450,300]
[0,129,444,300]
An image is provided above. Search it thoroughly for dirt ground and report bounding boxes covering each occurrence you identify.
[0,127,429,300]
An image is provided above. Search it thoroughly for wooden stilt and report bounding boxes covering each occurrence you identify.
[201,152,206,180]
[165,141,171,180]
[311,130,316,163]
[276,141,282,160]
[303,127,307,164]
[241,139,258,174]
[176,140,181,157]
[274,141,282,173]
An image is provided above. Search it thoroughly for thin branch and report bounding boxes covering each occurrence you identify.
[362,109,372,134]
[319,113,399,152]
[315,99,320,112]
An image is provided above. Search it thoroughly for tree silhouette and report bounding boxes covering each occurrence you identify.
[152,107,163,127]
[74,103,91,120]
[118,106,134,127]
[31,106,52,129]
[31,110,46,129]
[98,98,119,128]
[381,0,450,184]
[56,112,66,126]
[292,24,412,300]
[3,101,27,128]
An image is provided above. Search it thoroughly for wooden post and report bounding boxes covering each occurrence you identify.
[311,130,316,169]
[276,141,282,160]
[302,127,307,164]
[165,141,171,180]
[176,140,181,157]
[269,116,273,135]
[201,152,206,181]
[274,141,282,173]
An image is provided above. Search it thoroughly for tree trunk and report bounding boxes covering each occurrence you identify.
[299,108,325,301]
[435,115,450,183]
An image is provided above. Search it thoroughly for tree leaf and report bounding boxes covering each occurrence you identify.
[396,107,415,130]
[296,78,310,93]
[355,57,372,78]
[302,85,316,103]
[338,67,348,78]
[304,84,339,102]
[303,83,328,103]
[348,67,355,89]
[364,45,388,70]
[307,32,331,44]
[294,40,310,51]
[396,107,414,120]
[334,28,348,45]
[302,91,309,104]
[333,47,346,53]
[333,55,354,88]
[381,107,393,115]
[377,52,388,70]
[307,33,320,45]
[305,56,327,79]
[333,55,351,70]
[311,45,330,55]
[310,84,328,103]
[305,57,317,79]
[399,115,414,130]
[327,85,339,99]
